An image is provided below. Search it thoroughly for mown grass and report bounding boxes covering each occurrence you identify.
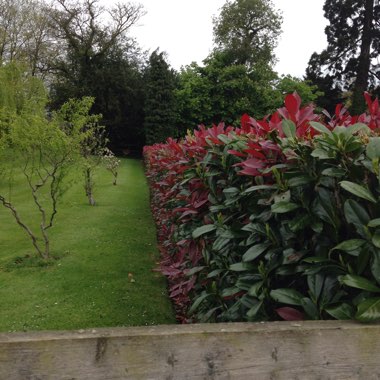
[0,158,175,332]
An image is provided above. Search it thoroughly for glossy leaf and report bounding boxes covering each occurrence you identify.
[282,120,296,138]
[368,218,380,228]
[372,230,380,248]
[325,303,354,320]
[340,181,377,203]
[310,121,332,136]
[356,298,380,322]
[270,288,303,306]
[340,274,380,292]
[366,137,380,160]
[192,224,217,239]
[331,239,366,254]
[276,307,304,321]
[243,242,271,262]
[271,201,299,213]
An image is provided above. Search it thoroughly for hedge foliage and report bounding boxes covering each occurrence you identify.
[144,92,380,323]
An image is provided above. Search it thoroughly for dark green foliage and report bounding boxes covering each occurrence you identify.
[175,52,278,131]
[143,50,178,145]
[49,0,145,151]
[306,0,380,113]
[213,0,282,69]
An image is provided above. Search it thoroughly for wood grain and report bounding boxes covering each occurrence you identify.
[0,321,379,379]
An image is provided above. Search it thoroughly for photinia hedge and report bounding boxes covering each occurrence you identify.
[144,92,380,323]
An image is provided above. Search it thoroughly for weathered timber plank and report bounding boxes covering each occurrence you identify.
[0,321,379,379]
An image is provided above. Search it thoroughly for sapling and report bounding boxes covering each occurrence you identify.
[57,97,105,206]
[102,148,120,185]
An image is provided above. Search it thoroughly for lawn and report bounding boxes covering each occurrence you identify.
[0,158,175,332]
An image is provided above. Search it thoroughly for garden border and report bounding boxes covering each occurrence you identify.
[0,320,379,379]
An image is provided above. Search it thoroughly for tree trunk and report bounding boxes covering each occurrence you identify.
[351,0,374,114]
[0,196,45,258]
[84,167,96,206]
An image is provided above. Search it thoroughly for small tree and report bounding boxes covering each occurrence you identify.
[0,64,104,258]
[1,111,75,259]
[102,148,120,186]
[57,97,105,206]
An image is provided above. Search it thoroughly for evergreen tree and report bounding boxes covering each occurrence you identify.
[143,50,178,145]
[306,0,380,113]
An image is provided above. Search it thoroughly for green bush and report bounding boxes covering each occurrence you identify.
[144,92,380,323]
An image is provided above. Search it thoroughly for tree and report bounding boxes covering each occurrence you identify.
[212,0,282,69]
[306,0,380,113]
[0,64,81,259]
[57,97,105,206]
[48,0,146,150]
[0,0,57,77]
[143,50,178,145]
[175,51,281,131]
[273,75,323,109]
[173,0,283,129]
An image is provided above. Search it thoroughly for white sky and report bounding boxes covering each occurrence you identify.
[104,0,328,78]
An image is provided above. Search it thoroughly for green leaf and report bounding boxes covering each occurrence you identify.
[243,242,271,262]
[344,199,370,226]
[303,256,331,264]
[325,303,354,320]
[366,137,380,160]
[192,224,217,239]
[271,201,299,213]
[371,248,380,284]
[372,230,380,248]
[331,239,366,254]
[368,218,380,228]
[248,281,263,297]
[340,181,377,203]
[207,269,224,278]
[340,274,380,293]
[243,184,277,193]
[345,122,370,135]
[246,300,263,318]
[221,287,240,298]
[212,236,230,251]
[223,187,240,194]
[289,214,311,232]
[310,121,332,136]
[355,298,380,322]
[188,293,211,314]
[301,297,319,319]
[270,288,303,306]
[186,266,205,276]
[282,120,296,138]
[321,167,346,178]
[229,262,253,272]
[217,134,231,145]
[311,148,332,159]
[288,175,313,187]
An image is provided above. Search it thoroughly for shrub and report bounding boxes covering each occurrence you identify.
[144,92,380,323]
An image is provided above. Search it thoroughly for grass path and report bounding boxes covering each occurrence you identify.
[0,158,175,332]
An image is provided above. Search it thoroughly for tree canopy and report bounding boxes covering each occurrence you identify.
[306,0,380,113]
[213,0,282,69]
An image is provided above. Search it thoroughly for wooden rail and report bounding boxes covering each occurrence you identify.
[0,321,379,379]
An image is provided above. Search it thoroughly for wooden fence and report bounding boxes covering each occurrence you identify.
[0,321,379,379]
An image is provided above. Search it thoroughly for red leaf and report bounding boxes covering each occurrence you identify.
[227,149,246,158]
[241,113,251,133]
[276,307,304,321]
[285,93,300,115]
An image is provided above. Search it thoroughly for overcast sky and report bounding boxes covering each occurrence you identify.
[104,0,328,78]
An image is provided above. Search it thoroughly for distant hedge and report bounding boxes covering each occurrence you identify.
[144,92,380,323]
